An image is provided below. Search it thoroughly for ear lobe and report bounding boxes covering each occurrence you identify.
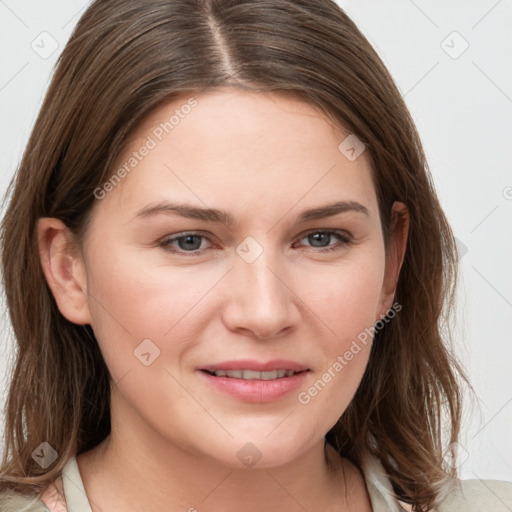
[37,217,92,325]
[378,202,409,317]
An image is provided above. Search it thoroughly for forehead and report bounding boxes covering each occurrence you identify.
[96,88,378,223]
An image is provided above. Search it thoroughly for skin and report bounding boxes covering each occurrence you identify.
[38,88,408,511]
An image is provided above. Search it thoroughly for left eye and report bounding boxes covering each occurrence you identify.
[159,230,352,255]
[295,230,352,252]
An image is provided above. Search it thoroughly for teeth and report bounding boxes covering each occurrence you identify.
[212,369,298,380]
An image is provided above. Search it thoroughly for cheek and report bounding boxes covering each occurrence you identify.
[300,251,386,341]
[293,253,385,423]
[82,244,225,379]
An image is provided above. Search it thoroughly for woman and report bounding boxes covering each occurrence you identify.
[0,0,510,510]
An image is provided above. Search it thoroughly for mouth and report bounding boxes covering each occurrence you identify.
[198,359,310,380]
[197,360,310,403]
[201,369,307,380]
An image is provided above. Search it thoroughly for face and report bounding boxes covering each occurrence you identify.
[66,88,401,468]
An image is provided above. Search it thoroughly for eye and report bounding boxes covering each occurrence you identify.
[294,229,352,252]
[159,229,353,256]
[159,232,213,254]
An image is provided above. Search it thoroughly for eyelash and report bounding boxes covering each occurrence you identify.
[159,229,353,256]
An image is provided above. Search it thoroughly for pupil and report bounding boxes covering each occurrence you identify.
[309,232,330,247]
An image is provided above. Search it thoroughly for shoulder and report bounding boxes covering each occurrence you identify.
[437,478,512,512]
[360,452,512,512]
[0,488,51,511]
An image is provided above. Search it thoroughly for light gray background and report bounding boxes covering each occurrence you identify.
[1,0,511,481]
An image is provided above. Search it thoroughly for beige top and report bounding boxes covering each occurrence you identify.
[3,453,511,512]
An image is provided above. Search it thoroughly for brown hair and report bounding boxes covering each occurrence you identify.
[1,0,465,509]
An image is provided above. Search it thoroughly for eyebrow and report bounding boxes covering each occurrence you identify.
[133,200,369,227]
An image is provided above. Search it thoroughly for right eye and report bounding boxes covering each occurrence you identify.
[159,231,214,255]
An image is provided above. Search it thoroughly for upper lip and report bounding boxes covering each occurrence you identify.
[199,359,310,373]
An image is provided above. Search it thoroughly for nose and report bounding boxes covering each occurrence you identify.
[221,248,300,340]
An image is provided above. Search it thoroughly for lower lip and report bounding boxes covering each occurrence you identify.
[198,370,309,403]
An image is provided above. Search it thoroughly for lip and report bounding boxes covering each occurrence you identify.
[198,370,309,403]
[197,359,310,404]
[199,359,309,373]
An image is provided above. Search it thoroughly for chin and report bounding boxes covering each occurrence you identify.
[197,431,317,470]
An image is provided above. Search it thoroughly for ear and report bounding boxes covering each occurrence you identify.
[37,217,92,325]
[377,202,409,320]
